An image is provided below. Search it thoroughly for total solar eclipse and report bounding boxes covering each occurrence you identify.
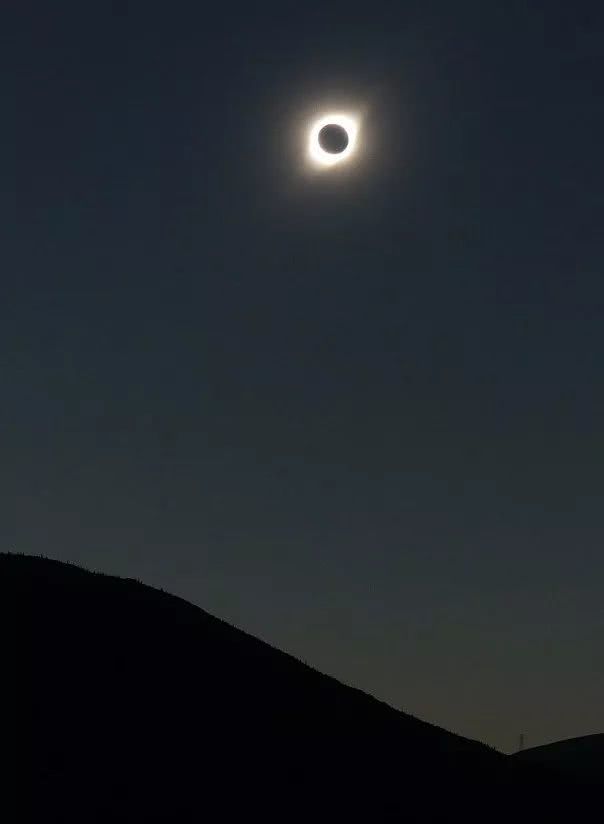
[308,113,359,167]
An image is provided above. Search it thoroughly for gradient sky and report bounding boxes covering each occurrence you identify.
[4,1,603,752]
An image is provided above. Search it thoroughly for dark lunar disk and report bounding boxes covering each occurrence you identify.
[318,123,349,154]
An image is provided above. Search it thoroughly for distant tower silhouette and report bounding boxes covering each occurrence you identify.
[518,733,525,752]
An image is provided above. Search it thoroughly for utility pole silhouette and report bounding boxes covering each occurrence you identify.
[518,733,525,752]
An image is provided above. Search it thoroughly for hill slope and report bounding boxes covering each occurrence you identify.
[514,734,604,783]
[6,553,596,822]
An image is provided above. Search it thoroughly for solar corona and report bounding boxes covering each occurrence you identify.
[308,113,359,167]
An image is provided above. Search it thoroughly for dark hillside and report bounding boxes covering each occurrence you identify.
[514,734,603,783]
[6,553,595,822]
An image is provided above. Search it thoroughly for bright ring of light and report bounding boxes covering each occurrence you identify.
[308,113,359,167]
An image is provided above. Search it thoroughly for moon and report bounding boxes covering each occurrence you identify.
[308,113,359,167]
[318,124,349,154]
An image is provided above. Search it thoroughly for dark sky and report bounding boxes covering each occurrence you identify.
[4,1,603,751]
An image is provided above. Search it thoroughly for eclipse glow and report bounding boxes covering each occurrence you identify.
[308,113,359,167]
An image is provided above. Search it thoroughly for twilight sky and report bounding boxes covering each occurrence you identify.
[4,1,603,752]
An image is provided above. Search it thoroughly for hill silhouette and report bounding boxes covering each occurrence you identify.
[8,552,597,822]
[514,734,604,783]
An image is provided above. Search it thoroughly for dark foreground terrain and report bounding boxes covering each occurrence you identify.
[7,553,598,822]
[514,733,603,783]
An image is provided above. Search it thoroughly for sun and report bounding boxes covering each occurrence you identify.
[308,113,359,167]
